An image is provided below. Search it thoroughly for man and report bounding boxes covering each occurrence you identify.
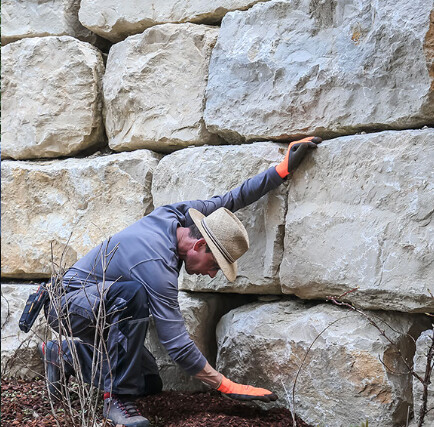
[41,136,322,427]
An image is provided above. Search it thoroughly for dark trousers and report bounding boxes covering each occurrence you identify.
[47,281,160,395]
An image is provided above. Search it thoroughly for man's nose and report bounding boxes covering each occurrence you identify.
[208,270,217,278]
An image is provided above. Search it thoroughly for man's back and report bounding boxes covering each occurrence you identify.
[63,204,183,290]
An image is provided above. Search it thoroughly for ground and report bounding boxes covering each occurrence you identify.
[1,378,312,426]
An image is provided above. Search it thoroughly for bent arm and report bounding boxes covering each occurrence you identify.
[130,261,207,375]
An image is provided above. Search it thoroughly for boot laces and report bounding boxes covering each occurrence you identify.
[115,396,142,417]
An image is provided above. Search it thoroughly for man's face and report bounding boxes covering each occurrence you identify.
[184,239,220,278]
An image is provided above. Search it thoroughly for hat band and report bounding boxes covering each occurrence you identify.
[201,218,235,264]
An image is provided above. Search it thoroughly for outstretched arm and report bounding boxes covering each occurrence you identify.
[178,136,322,222]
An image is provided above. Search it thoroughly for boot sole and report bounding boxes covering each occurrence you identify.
[105,418,150,427]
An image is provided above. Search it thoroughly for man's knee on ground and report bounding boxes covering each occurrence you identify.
[143,374,163,396]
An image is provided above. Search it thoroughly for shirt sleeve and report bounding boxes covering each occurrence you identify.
[171,167,285,225]
[130,260,207,376]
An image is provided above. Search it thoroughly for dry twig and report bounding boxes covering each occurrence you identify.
[326,289,434,426]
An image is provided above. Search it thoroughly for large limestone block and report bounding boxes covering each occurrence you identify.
[1,284,49,379]
[1,36,105,160]
[412,328,434,426]
[1,150,161,279]
[280,129,434,313]
[152,142,288,293]
[1,0,106,48]
[145,291,249,392]
[204,0,434,143]
[216,300,430,427]
[79,0,270,43]
[103,24,222,153]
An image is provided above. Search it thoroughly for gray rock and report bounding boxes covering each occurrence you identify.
[1,150,161,278]
[145,291,249,391]
[216,300,430,427]
[1,284,49,379]
[1,36,105,160]
[280,129,434,313]
[412,328,434,426]
[152,142,288,293]
[103,23,222,153]
[79,0,271,43]
[1,0,107,49]
[204,0,434,143]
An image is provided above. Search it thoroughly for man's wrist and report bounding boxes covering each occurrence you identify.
[275,163,289,179]
[216,375,231,392]
[194,362,223,389]
[216,375,224,389]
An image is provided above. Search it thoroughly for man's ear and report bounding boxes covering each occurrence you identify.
[193,238,207,252]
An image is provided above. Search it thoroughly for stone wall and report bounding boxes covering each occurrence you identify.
[1,1,433,426]
[412,330,434,426]
[1,0,108,48]
[1,285,50,379]
[216,301,431,426]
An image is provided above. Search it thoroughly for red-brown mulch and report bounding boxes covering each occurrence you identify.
[1,378,311,426]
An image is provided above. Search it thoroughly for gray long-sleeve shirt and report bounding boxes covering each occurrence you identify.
[63,167,284,375]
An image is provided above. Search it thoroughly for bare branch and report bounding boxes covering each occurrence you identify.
[289,314,350,425]
[418,327,434,427]
[42,231,120,426]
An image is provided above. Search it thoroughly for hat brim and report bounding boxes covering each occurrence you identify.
[188,208,237,282]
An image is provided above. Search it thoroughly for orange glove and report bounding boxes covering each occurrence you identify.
[217,375,278,402]
[276,136,322,178]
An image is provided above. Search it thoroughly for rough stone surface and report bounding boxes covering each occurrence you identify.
[145,291,249,392]
[152,142,288,293]
[103,24,222,153]
[412,328,434,426]
[1,150,161,279]
[280,129,434,313]
[79,0,270,43]
[204,0,434,143]
[216,300,430,427]
[1,36,105,160]
[1,0,107,48]
[1,284,49,379]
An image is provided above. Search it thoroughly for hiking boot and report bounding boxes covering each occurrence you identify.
[38,340,73,401]
[103,394,150,427]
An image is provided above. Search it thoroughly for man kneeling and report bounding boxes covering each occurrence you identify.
[41,137,321,426]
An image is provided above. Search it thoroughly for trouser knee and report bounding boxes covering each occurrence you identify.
[106,281,149,320]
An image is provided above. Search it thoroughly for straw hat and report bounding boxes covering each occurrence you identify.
[188,207,249,282]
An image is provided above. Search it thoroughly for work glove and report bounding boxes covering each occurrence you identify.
[217,375,278,402]
[275,136,322,178]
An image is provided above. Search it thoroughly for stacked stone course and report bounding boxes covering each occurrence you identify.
[1,1,433,426]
